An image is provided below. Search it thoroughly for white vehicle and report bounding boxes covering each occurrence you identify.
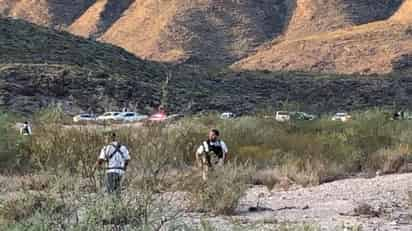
[220,112,236,119]
[96,112,122,121]
[275,111,290,122]
[331,112,351,122]
[119,112,148,122]
[73,114,96,123]
[166,114,184,121]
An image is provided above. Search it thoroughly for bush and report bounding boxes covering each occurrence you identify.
[0,112,31,173]
[4,107,412,195]
[187,162,254,215]
[0,192,64,223]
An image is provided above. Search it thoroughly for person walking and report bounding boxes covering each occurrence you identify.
[96,133,130,194]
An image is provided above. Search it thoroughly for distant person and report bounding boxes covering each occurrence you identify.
[96,133,130,194]
[20,121,32,136]
[393,111,401,120]
[195,129,228,180]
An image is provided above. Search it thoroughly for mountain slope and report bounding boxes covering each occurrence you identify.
[391,0,412,22]
[233,0,412,75]
[3,18,412,114]
[233,21,412,74]
[68,0,134,38]
[99,0,290,66]
[0,18,163,113]
[285,0,402,38]
[0,0,410,74]
[0,0,95,27]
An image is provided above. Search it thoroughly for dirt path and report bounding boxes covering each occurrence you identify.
[235,173,412,230]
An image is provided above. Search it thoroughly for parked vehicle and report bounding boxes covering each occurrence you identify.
[275,111,290,122]
[331,112,351,122]
[119,112,148,122]
[220,112,236,119]
[73,114,96,123]
[166,114,184,121]
[290,112,316,121]
[148,112,168,122]
[391,111,412,120]
[96,112,122,121]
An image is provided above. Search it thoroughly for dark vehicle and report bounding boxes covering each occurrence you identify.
[290,112,316,121]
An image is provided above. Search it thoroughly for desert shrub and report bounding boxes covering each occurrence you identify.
[367,145,412,174]
[33,106,71,125]
[278,223,321,231]
[82,196,144,229]
[187,162,254,215]
[7,107,412,191]
[0,192,64,223]
[29,125,104,176]
[0,112,32,173]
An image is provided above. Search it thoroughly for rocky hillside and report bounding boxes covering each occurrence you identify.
[0,18,163,114]
[0,0,94,27]
[3,18,412,114]
[233,0,412,74]
[98,0,289,66]
[285,0,402,38]
[392,0,412,22]
[1,0,411,74]
[68,0,134,38]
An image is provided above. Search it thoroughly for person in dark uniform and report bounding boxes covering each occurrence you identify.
[195,129,228,180]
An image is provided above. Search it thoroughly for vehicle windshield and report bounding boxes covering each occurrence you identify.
[124,113,134,117]
[80,114,91,118]
[277,112,289,116]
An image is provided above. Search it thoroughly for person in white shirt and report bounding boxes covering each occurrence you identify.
[20,121,32,136]
[195,129,228,180]
[97,133,130,194]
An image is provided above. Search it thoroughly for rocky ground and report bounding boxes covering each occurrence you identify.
[194,173,412,230]
[1,173,411,230]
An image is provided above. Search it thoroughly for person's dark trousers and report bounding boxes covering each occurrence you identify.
[106,172,122,195]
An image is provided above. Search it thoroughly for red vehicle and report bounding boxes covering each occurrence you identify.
[148,111,167,122]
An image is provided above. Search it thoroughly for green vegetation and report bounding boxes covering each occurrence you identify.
[0,108,411,229]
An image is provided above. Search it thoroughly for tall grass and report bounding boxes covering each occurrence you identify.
[3,108,412,183]
[1,108,412,229]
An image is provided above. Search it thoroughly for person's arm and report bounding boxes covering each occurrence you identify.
[195,144,205,167]
[96,146,107,169]
[221,141,229,162]
[196,144,204,155]
[123,147,130,171]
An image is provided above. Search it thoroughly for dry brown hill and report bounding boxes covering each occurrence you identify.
[232,0,412,74]
[68,0,133,38]
[391,0,412,22]
[99,0,290,66]
[0,0,94,27]
[232,21,412,74]
[1,0,411,74]
[3,18,412,114]
[285,0,402,38]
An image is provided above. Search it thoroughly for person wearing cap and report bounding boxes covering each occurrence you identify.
[96,133,130,194]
